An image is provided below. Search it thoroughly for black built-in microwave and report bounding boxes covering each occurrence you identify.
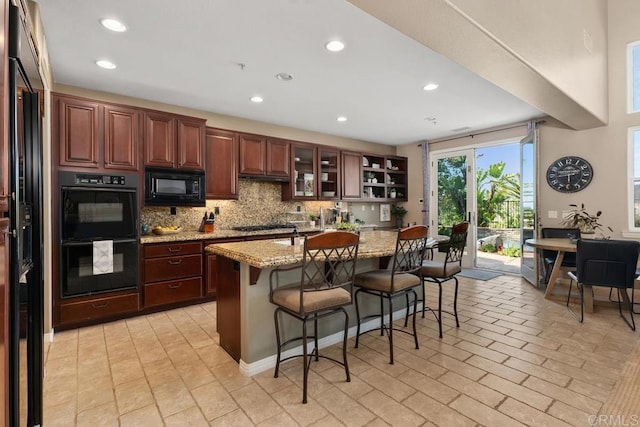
[144,167,206,207]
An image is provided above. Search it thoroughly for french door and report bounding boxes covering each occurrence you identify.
[430,149,476,268]
[520,131,537,284]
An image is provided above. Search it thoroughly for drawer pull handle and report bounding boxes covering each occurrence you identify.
[91,302,110,309]
[167,247,183,253]
[168,283,182,289]
[168,259,183,265]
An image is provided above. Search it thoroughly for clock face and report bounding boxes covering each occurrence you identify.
[546,156,593,193]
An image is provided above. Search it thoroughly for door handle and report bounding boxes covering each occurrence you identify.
[167,247,183,253]
[168,282,182,289]
[91,302,110,309]
[168,259,183,265]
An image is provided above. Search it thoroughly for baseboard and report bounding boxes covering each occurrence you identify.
[239,303,419,377]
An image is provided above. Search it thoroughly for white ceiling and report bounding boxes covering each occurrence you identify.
[36,0,543,145]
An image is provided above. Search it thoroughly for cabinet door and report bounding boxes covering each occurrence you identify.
[177,117,205,170]
[341,151,362,199]
[205,128,238,199]
[238,134,266,175]
[144,112,175,168]
[57,96,100,168]
[318,146,340,200]
[216,255,241,361]
[291,144,316,199]
[205,253,217,296]
[266,139,290,178]
[104,105,140,171]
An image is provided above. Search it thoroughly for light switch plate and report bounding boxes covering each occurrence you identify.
[548,210,558,219]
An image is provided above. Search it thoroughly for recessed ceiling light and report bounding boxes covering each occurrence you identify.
[325,40,345,52]
[250,96,263,103]
[423,83,439,91]
[96,59,116,69]
[276,72,293,81]
[100,18,127,32]
[337,116,347,122]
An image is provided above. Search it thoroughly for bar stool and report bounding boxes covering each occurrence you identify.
[420,221,469,338]
[353,225,428,364]
[269,231,360,403]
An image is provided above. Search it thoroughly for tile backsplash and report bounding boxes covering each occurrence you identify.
[141,180,404,231]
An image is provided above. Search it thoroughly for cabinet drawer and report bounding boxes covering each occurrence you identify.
[59,293,139,324]
[144,241,202,258]
[144,277,202,308]
[144,254,202,282]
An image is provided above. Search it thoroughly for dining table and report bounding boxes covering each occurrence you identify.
[523,237,601,312]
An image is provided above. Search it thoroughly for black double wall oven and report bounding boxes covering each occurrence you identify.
[59,172,139,298]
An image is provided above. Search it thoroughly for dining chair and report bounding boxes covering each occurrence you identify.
[540,227,581,285]
[269,231,360,403]
[353,225,428,364]
[419,221,469,338]
[566,239,640,330]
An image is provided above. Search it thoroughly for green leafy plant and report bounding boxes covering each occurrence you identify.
[499,246,521,257]
[390,205,407,219]
[335,222,359,232]
[309,213,317,221]
[561,204,612,235]
[479,243,497,253]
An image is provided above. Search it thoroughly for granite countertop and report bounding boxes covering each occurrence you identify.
[140,224,386,244]
[205,230,401,268]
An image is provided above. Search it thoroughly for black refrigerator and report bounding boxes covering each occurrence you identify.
[8,4,44,426]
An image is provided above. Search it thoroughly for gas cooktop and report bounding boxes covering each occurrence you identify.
[231,224,297,232]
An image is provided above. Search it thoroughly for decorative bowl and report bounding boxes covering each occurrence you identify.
[152,226,182,235]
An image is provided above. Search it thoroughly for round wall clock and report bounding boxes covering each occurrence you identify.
[546,156,593,193]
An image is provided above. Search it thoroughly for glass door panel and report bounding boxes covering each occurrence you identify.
[520,132,537,284]
[318,148,339,199]
[293,145,316,199]
[431,149,475,268]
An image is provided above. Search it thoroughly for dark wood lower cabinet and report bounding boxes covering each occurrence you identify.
[143,277,202,308]
[58,293,139,325]
[216,256,241,361]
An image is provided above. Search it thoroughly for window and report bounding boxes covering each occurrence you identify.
[629,41,640,113]
[630,128,640,229]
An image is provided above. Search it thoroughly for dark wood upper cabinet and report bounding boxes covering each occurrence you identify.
[144,112,175,168]
[341,151,362,200]
[239,133,290,179]
[238,134,266,175]
[57,96,100,168]
[205,128,238,199]
[177,117,205,170]
[104,105,140,171]
[144,113,205,170]
[266,138,290,178]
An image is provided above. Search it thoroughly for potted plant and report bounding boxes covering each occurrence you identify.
[391,205,407,228]
[561,203,612,235]
[309,213,317,227]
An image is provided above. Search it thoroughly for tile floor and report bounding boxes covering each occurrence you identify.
[43,275,640,426]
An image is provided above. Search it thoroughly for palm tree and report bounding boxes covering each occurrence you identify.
[476,162,520,227]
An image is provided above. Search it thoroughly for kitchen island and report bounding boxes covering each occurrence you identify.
[205,230,417,375]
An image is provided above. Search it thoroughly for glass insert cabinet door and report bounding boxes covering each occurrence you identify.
[292,145,316,198]
[430,149,476,268]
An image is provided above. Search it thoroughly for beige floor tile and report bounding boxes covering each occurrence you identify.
[119,404,163,427]
[43,400,77,427]
[253,368,294,394]
[271,384,329,426]
[521,343,585,368]
[480,373,552,411]
[542,358,617,389]
[191,380,238,421]
[364,418,392,427]
[547,401,594,427]
[567,378,612,402]
[230,382,283,424]
[503,356,571,387]
[488,341,547,365]
[523,376,603,412]
[403,391,475,427]
[428,353,486,381]
[196,343,237,368]
[450,395,526,427]
[438,371,505,408]
[257,412,298,427]
[151,379,196,418]
[465,355,528,384]
[77,374,114,412]
[317,365,373,400]
[209,408,254,427]
[358,389,424,426]
[396,369,459,404]
[455,339,509,363]
[214,360,255,391]
[498,397,572,427]
[175,358,216,390]
[163,405,209,427]
[110,356,145,386]
[43,375,77,408]
[114,377,155,415]
[316,386,376,427]
[357,367,416,402]
[477,328,528,349]
[143,356,181,389]
[77,400,119,427]
[419,339,470,361]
